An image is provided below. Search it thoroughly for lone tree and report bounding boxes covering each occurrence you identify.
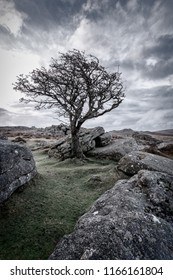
[13,49,124,158]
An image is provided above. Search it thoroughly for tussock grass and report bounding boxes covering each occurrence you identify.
[0,150,125,259]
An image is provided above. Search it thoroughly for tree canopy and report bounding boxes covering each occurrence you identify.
[13,49,124,158]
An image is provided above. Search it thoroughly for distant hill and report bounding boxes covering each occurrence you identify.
[110,128,135,137]
[148,129,173,136]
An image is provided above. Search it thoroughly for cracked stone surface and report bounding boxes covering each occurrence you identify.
[0,140,37,203]
[118,151,173,176]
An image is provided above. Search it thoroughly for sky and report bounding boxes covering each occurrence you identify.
[0,0,173,131]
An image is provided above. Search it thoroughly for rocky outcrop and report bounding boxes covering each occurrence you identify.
[110,128,135,137]
[88,132,165,161]
[48,127,112,160]
[118,151,173,176]
[132,132,161,146]
[157,142,173,158]
[97,132,112,147]
[80,126,106,151]
[43,124,70,137]
[12,136,26,144]
[0,124,70,139]
[88,137,145,161]
[48,136,71,160]
[0,140,37,204]
[49,170,173,260]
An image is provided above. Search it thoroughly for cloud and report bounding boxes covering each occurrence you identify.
[0,0,84,54]
[0,0,27,36]
[0,107,60,128]
[0,48,41,112]
[0,108,12,125]
[0,0,172,131]
[143,34,173,60]
[141,34,173,80]
[13,0,85,30]
[85,85,173,131]
[144,61,173,80]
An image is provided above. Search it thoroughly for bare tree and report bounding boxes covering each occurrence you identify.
[13,49,124,158]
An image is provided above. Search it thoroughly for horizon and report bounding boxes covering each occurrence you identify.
[0,121,172,134]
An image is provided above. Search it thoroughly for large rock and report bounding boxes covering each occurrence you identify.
[118,151,173,176]
[0,140,37,203]
[80,126,105,152]
[88,137,145,161]
[132,132,161,146]
[49,170,173,260]
[48,127,111,160]
[96,132,112,147]
[157,142,173,158]
[48,136,71,160]
[88,132,165,161]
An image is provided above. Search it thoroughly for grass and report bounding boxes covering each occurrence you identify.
[0,150,125,260]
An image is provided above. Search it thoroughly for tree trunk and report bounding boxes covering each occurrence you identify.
[71,129,84,159]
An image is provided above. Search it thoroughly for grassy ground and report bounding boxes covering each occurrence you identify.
[0,150,125,260]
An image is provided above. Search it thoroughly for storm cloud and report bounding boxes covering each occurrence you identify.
[0,0,172,131]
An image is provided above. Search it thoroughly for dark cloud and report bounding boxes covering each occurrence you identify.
[0,0,87,52]
[158,0,173,29]
[144,60,173,80]
[149,87,173,110]
[83,0,157,23]
[141,34,173,80]
[13,0,85,30]
[143,34,173,60]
